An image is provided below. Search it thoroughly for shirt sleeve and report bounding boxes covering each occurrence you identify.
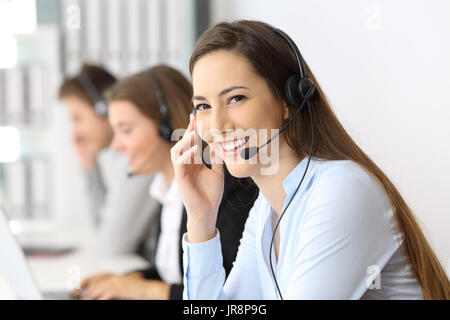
[83,157,160,257]
[96,170,160,257]
[182,200,263,300]
[285,169,400,299]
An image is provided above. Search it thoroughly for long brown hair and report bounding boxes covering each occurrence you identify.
[190,20,450,299]
[106,64,193,134]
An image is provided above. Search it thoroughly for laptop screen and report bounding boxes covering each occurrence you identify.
[0,207,43,299]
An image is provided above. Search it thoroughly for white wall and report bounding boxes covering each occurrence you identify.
[211,0,450,273]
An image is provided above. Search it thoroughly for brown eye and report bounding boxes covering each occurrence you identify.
[195,104,210,111]
[228,95,246,105]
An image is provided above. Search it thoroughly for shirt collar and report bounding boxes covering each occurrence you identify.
[149,172,179,206]
[282,156,320,196]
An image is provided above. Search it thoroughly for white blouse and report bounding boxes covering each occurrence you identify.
[150,173,184,285]
[182,158,423,299]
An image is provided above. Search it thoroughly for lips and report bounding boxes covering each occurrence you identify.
[218,136,250,156]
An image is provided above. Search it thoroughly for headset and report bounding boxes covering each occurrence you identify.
[240,28,315,160]
[76,72,109,117]
[127,69,174,178]
[269,27,315,300]
[147,70,173,142]
[237,27,316,300]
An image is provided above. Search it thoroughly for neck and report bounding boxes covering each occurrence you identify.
[251,142,302,218]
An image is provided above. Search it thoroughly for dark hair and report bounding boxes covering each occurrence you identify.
[189,20,450,299]
[106,64,193,132]
[58,64,116,106]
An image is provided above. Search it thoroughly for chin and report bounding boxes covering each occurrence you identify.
[138,166,155,175]
[223,161,255,179]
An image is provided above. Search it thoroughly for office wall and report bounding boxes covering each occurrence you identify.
[60,0,196,77]
[210,0,450,273]
[1,0,196,235]
[52,0,196,229]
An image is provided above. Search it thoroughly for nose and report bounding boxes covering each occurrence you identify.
[110,134,124,152]
[209,106,234,141]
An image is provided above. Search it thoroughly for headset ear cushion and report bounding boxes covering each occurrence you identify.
[284,74,303,108]
[299,78,316,100]
[94,101,108,117]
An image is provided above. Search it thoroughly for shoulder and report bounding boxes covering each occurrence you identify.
[300,160,393,234]
[296,160,403,263]
[311,159,390,210]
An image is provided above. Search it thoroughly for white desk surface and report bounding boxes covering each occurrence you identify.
[0,221,149,299]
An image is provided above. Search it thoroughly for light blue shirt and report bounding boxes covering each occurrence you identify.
[182,157,423,299]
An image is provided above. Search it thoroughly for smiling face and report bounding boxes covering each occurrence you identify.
[192,49,290,178]
[108,99,166,175]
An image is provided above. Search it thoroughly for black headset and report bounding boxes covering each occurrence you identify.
[76,72,109,117]
[274,27,315,112]
[267,27,316,300]
[147,70,173,142]
[127,69,174,178]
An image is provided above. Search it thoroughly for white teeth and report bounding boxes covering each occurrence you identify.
[222,138,247,151]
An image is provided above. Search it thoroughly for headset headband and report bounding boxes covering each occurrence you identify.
[147,70,173,141]
[76,72,108,117]
[273,28,306,79]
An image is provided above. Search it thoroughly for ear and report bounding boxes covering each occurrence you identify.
[282,103,290,120]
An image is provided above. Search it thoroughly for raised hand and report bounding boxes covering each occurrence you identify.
[170,113,224,243]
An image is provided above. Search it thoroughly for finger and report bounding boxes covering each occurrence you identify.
[175,144,199,166]
[80,272,109,288]
[83,285,104,300]
[97,289,114,300]
[192,112,196,133]
[98,293,113,300]
[80,276,91,289]
[70,288,81,299]
[186,112,202,149]
[185,129,199,152]
[81,287,97,300]
[181,113,195,140]
[171,130,197,161]
[172,147,187,179]
[173,113,201,154]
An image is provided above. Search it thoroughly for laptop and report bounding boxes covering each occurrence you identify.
[0,205,73,300]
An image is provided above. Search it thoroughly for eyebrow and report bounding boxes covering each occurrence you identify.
[191,85,249,101]
[116,121,131,128]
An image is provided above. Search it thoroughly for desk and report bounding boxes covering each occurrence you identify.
[0,221,149,299]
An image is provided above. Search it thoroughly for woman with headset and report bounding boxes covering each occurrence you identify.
[171,20,450,299]
[71,65,258,300]
[59,64,157,259]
